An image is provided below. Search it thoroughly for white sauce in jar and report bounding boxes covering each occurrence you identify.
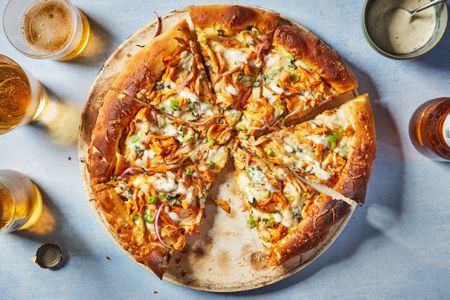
[367,0,437,54]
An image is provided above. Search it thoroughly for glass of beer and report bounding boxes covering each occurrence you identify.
[0,54,48,135]
[3,0,91,61]
[0,170,43,233]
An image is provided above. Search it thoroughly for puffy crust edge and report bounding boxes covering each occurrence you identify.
[92,185,170,278]
[270,196,350,265]
[333,94,376,204]
[112,19,192,97]
[87,21,195,278]
[188,4,279,35]
[274,24,358,93]
[88,20,192,185]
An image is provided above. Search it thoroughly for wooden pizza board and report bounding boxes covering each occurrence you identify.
[78,5,358,292]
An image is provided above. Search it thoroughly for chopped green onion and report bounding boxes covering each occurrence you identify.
[237,73,244,81]
[245,168,253,178]
[328,132,339,149]
[285,194,295,202]
[133,214,140,223]
[170,99,179,110]
[217,29,225,36]
[184,167,194,176]
[147,196,158,204]
[207,137,215,146]
[158,193,166,200]
[207,160,216,169]
[236,123,247,131]
[144,213,154,223]
[251,27,260,34]
[261,190,270,199]
[264,147,275,157]
[247,214,257,229]
[302,193,312,200]
[182,134,193,142]
[130,135,140,143]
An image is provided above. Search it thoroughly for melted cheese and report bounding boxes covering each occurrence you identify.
[150,173,178,192]
[207,146,228,170]
[307,134,329,148]
[179,88,199,103]
[223,48,248,67]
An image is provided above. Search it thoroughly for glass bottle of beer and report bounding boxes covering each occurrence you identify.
[409,98,450,162]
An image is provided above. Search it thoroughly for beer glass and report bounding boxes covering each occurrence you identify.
[0,54,47,135]
[0,170,43,233]
[3,0,91,61]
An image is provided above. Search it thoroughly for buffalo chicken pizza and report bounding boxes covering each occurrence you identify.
[87,4,376,279]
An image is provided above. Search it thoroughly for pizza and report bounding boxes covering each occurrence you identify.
[189,5,279,114]
[87,4,376,279]
[233,148,350,265]
[240,95,376,204]
[236,24,358,137]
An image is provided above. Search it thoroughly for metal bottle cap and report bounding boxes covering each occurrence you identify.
[34,243,63,269]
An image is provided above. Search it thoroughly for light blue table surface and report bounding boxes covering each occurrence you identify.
[1,0,450,299]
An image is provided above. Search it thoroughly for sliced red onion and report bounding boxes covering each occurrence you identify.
[151,109,159,128]
[179,71,194,89]
[212,70,234,87]
[153,12,162,38]
[257,40,270,62]
[239,88,252,108]
[154,202,171,249]
[119,166,145,177]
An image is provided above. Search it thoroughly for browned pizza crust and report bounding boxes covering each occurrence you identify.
[89,20,193,185]
[270,196,350,265]
[112,19,193,97]
[88,20,199,278]
[92,184,170,278]
[188,4,279,35]
[274,24,358,94]
[333,94,376,204]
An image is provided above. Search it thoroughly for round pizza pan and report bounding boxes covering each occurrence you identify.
[78,5,358,292]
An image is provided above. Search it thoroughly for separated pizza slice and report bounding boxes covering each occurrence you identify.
[189,4,279,113]
[233,147,350,266]
[93,162,212,279]
[236,24,358,137]
[111,19,215,122]
[240,94,376,204]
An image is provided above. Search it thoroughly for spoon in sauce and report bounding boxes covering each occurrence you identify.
[401,0,446,17]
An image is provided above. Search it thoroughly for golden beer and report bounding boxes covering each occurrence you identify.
[0,55,47,135]
[0,170,43,232]
[0,63,31,132]
[4,0,91,60]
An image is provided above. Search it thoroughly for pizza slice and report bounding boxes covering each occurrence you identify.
[236,24,358,137]
[189,4,279,114]
[112,19,215,122]
[88,21,233,279]
[89,93,231,278]
[240,94,376,203]
[233,147,350,265]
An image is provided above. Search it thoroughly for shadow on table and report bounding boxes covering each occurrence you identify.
[65,12,114,68]
[227,64,406,296]
[13,185,93,268]
[30,86,81,147]
[414,31,450,70]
